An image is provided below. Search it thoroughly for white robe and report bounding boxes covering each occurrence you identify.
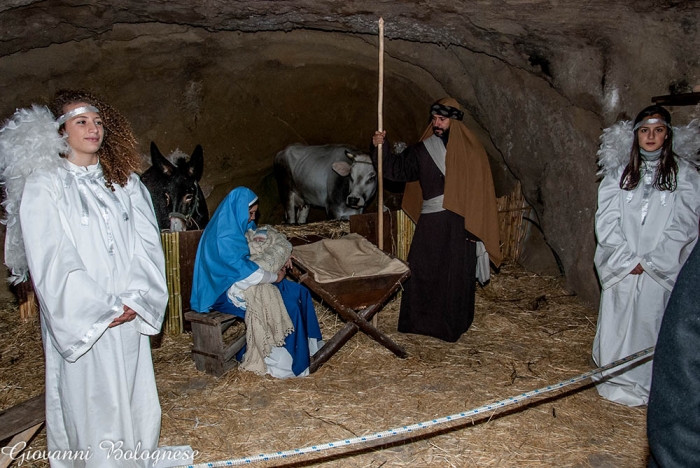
[592,158,700,406]
[20,159,168,467]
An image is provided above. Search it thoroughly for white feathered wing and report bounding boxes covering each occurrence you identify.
[597,119,700,176]
[0,105,67,284]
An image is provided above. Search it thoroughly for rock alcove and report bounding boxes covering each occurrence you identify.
[0,1,698,306]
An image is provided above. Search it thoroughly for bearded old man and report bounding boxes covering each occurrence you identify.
[371,97,501,342]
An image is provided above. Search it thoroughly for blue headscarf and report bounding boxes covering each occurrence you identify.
[190,187,259,312]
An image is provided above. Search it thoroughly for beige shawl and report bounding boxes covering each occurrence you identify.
[240,226,294,375]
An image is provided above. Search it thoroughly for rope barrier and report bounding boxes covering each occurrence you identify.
[179,346,654,467]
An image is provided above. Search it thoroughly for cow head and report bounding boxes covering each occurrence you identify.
[331,151,377,210]
[141,142,209,232]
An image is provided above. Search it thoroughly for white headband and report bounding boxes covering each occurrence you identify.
[56,105,100,126]
[633,117,670,132]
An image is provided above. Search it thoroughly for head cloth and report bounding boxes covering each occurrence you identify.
[632,117,670,132]
[190,187,259,312]
[430,102,464,121]
[56,105,100,126]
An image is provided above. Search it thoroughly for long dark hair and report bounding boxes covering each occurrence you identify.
[50,89,140,189]
[619,105,677,192]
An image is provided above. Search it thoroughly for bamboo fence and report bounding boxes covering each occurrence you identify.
[496,181,530,263]
[161,231,184,334]
[396,209,414,262]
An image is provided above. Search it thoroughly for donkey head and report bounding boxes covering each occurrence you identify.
[141,142,209,232]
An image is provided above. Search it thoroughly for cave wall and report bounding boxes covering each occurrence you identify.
[0,26,472,213]
[0,2,698,308]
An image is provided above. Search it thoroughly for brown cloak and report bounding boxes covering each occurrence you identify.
[401,97,502,267]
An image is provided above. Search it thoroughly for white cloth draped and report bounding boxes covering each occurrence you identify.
[264,339,323,379]
[592,159,700,406]
[20,158,168,467]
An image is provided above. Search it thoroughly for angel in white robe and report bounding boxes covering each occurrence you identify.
[592,105,700,407]
[0,90,190,467]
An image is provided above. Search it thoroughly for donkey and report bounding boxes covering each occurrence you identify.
[141,142,209,232]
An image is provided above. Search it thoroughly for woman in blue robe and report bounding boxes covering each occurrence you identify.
[190,187,323,377]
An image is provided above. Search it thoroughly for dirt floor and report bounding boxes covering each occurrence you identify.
[0,263,648,468]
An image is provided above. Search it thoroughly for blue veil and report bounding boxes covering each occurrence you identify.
[190,187,259,312]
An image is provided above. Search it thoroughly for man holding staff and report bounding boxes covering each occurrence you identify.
[371,97,501,342]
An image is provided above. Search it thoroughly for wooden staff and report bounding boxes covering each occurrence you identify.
[377,17,385,250]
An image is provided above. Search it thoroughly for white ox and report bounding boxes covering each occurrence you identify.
[274,144,377,224]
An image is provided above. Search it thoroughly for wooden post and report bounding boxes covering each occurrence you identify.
[374,18,386,328]
[377,17,385,251]
[16,280,38,320]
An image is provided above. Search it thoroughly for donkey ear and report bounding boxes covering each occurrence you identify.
[188,144,204,181]
[150,141,175,176]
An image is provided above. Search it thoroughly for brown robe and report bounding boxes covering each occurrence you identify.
[373,138,477,342]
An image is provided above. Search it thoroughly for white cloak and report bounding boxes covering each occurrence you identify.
[592,158,700,406]
[20,158,168,467]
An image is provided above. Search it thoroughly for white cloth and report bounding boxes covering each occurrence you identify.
[421,135,447,215]
[475,241,490,285]
[226,266,322,379]
[226,227,282,309]
[227,268,264,309]
[592,159,700,406]
[225,227,320,379]
[240,227,294,376]
[423,134,447,175]
[265,338,323,379]
[20,158,169,467]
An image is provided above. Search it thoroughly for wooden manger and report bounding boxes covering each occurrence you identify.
[288,233,411,373]
[180,220,412,377]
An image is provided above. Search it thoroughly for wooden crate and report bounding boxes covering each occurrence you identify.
[0,393,45,468]
[184,310,245,377]
[348,210,399,256]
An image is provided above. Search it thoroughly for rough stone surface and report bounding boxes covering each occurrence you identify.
[0,1,698,306]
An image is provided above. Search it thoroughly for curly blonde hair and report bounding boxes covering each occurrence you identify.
[50,89,140,189]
